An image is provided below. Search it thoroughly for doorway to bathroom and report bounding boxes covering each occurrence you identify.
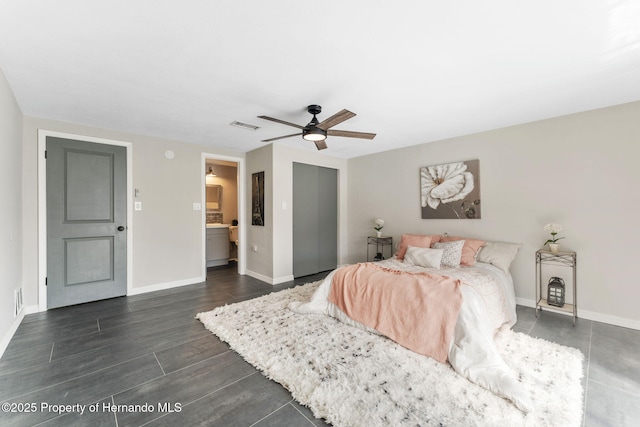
[202,154,246,275]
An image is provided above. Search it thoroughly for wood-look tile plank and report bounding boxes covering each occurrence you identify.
[51,314,202,360]
[20,297,130,327]
[0,322,209,401]
[288,401,331,426]
[0,342,53,374]
[154,335,229,374]
[98,295,228,331]
[0,354,162,426]
[113,351,256,426]
[254,402,319,427]
[143,372,293,427]
[37,397,117,427]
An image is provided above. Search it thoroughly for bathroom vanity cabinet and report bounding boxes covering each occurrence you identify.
[206,226,229,267]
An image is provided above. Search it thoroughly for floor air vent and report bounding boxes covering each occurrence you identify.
[14,288,23,317]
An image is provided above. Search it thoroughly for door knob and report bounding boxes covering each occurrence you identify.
[117,226,125,231]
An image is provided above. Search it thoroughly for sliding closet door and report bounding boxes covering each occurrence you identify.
[293,162,338,278]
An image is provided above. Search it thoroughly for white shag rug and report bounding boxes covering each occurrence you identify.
[196,282,584,427]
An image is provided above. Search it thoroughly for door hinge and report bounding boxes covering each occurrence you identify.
[45,277,48,286]
[44,150,47,159]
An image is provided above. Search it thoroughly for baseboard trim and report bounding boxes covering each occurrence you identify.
[0,310,25,359]
[516,297,640,331]
[24,305,39,315]
[128,276,206,296]
[245,270,273,285]
[245,270,294,286]
[273,274,294,285]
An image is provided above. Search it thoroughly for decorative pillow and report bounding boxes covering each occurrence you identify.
[404,246,444,269]
[395,234,441,260]
[432,240,465,268]
[476,241,522,272]
[440,236,486,266]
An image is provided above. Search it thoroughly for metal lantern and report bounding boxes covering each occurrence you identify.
[547,277,566,307]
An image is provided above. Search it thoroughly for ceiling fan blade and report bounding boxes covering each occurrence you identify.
[261,132,303,142]
[314,140,328,150]
[317,109,356,130]
[257,116,305,129]
[327,129,376,139]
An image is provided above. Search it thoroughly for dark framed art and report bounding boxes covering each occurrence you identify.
[252,171,265,226]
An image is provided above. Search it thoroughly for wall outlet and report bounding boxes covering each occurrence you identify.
[193,203,201,211]
[134,202,142,211]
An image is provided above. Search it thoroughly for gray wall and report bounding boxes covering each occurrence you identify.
[347,101,640,328]
[0,68,23,354]
[20,117,244,309]
[245,144,274,281]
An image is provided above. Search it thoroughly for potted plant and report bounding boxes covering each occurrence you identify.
[374,219,384,237]
[543,223,564,253]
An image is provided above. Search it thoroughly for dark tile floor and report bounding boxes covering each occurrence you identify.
[1,265,638,426]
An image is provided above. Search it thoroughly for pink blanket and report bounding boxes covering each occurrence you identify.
[327,263,463,363]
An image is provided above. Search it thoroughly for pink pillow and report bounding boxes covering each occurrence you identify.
[396,234,441,260]
[440,236,486,266]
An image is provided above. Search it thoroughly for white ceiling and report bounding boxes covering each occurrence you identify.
[1,1,640,159]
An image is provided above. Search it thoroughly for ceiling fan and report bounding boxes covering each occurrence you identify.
[257,105,376,150]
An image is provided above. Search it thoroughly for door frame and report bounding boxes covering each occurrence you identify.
[38,130,133,312]
[201,152,246,276]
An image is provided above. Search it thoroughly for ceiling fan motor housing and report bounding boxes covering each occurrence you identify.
[307,105,322,115]
[303,104,326,141]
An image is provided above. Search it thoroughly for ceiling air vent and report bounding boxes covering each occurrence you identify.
[229,120,260,131]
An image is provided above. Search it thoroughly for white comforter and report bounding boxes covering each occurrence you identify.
[289,258,533,413]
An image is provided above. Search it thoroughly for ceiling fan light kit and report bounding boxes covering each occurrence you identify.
[258,104,376,150]
[302,128,327,142]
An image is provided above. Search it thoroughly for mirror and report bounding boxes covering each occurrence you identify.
[206,185,222,211]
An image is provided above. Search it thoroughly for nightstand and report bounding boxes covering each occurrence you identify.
[535,249,577,324]
[367,236,393,262]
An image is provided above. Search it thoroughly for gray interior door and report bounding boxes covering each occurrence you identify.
[46,137,127,309]
[293,162,338,278]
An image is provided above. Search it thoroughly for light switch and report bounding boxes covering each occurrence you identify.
[281,201,287,210]
[193,203,201,211]
[135,202,142,211]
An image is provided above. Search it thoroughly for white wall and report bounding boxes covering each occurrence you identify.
[0,68,24,356]
[21,116,244,307]
[347,101,640,329]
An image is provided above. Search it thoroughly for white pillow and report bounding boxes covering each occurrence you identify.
[432,240,465,267]
[476,241,522,272]
[404,246,444,269]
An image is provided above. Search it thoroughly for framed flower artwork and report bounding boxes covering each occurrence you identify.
[420,159,481,219]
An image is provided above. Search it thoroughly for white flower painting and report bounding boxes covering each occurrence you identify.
[420,160,481,219]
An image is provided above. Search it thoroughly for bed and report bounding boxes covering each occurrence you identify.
[289,234,533,412]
